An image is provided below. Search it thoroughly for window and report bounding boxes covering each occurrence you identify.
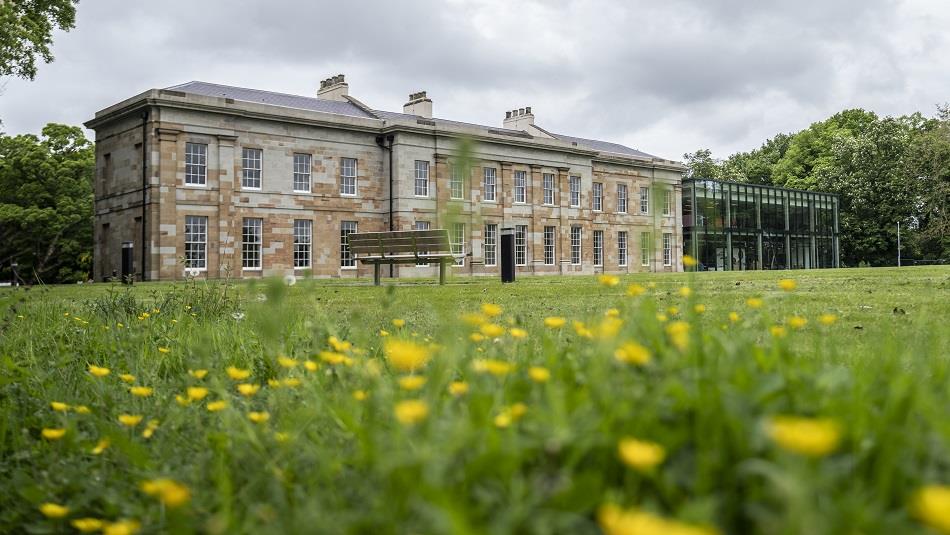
[340,221,357,267]
[242,218,263,270]
[663,189,674,216]
[617,184,628,213]
[514,170,527,203]
[184,215,207,269]
[618,231,628,267]
[242,148,262,189]
[414,160,429,197]
[543,173,555,205]
[593,230,604,266]
[450,164,464,200]
[341,157,357,196]
[414,221,430,266]
[293,153,311,193]
[515,225,527,266]
[451,223,465,266]
[293,220,312,269]
[484,223,498,266]
[185,143,207,186]
[569,176,581,207]
[570,226,581,265]
[663,233,673,266]
[640,186,650,214]
[593,182,603,211]
[641,231,651,267]
[543,226,556,265]
[483,167,497,202]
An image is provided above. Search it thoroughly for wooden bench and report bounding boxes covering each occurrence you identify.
[348,229,460,285]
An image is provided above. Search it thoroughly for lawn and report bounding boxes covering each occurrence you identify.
[1,266,948,534]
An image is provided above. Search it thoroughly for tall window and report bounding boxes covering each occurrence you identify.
[618,231,628,266]
[185,143,207,186]
[515,225,527,266]
[450,164,464,200]
[617,184,628,213]
[569,176,581,207]
[414,160,429,197]
[184,215,207,269]
[639,186,650,214]
[414,221,430,266]
[293,153,311,193]
[663,189,673,216]
[543,173,555,205]
[483,167,497,202]
[242,218,263,270]
[593,230,604,266]
[593,182,603,211]
[451,222,465,266]
[293,219,312,269]
[341,157,357,196]
[641,231,651,267]
[514,171,527,203]
[543,226,555,265]
[570,226,581,265]
[663,233,673,266]
[242,148,262,189]
[340,221,357,267]
[484,223,498,266]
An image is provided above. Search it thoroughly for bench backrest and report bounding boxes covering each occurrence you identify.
[349,229,452,257]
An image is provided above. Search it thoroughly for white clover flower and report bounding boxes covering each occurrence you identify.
[231,312,246,321]
[284,274,297,286]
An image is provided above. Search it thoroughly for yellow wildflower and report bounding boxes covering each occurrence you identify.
[277,356,298,368]
[912,485,950,534]
[140,478,190,508]
[694,304,706,314]
[50,401,69,412]
[237,383,260,397]
[746,297,763,309]
[319,350,347,364]
[175,395,190,406]
[481,303,503,317]
[767,416,841,457]
[598,504,717,535]
[282,378,301,388]
[39,502,69,518]
[384,339,432,372]
[494,403,528,428]
[398,375,427,391]
[188,369,208,379]
[461,312,488,327]
[391,318,406,328]
[71,518,105,532]
[42,428,66,440]
[304,360,319,371]
[683,254,698,267]
[618,437,666,472]
[268,379,281,388]
[728,311,740,323]
[470,332,486,342]
[479,323,505,338]
[119,373,135,384]
[91,438,110,454]
[598,316,624,339]
[142,419,159,439]
[206,400,227,412]
[129,386,153,397]
[666,306,679,316]
[614,342,651,365]
[103,520,141,535]
[573,320,594,338]
[819,313,838,326]
[655,313,668,323]
[118,414,143,427]
[352,390,369,401]
[544,316,566,329]
[770,325,787,338]
[226,366,251,380]
[88,364,110,377]
[157,347,170,354]
[778,278,797,291]
[328,336,352,352]
[274,432,291,443]
[448,381,469,396]
[528,366,551,383]
[394,399,429,425]
[598,274,620,287]
[626,283,646,296]
[788,316,808,329]
[248,411,270,424]
[472,359,514,376]
[666,321,690,351]
[509,327,528,339]
[678,286,692,297]
[379,329,390,337]
[187,386,209,401]
[73,405,91,414]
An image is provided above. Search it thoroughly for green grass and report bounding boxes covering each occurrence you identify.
[0,267,948,534]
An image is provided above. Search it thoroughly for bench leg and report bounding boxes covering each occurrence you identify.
[374,264,380,286]
[439,260,446,285]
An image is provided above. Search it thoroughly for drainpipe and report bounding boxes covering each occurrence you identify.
[141,110,149,281]
[375,134,396,277]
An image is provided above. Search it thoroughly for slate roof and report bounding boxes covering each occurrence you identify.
[165,81,662,160]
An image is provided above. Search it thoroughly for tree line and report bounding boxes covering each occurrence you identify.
[683,107,950,267]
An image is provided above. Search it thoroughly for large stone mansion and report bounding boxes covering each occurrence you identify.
[85,75,685,281]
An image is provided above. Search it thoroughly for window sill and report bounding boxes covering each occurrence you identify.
[242,267,262,272]
[414,195,429,198]
[341,193,357,197]
[242,187,262,192]
[294,266,311,270]
[292,189,312,194]
[340,266,357,270]
[183,183,207,188]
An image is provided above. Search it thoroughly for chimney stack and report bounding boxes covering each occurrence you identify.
[502,106,553,138]
[317,74,349,101]
[403,91,433,119]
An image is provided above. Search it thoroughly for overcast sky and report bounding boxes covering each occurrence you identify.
[1,0,949,160]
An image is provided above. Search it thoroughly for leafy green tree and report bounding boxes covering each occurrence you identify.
[682,148,722,179]
[0,0,78,80]
[0,123,94,283]
[902,105,950,260]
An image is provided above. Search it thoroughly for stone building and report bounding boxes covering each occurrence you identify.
[85,76,685,281]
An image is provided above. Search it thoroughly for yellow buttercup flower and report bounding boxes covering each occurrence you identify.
[277,356,298,368]
[226,366,251,380]
[186,386,209,401]
[304,360,319,371]
[461,312,488,326]
[157,347,170,354]
[118,414,143,427]
[666,306,679,316]
[175,395,190,406]
[88,364,110,377]
[598,504,717,535]
[597,316,624,339]
[91,438,110,454]
[268,379,281,388]
[618,437,666,472]
[746,297,764,309]
[119,373,135,384]
[39,502,69,518]
[206,400,227,412]
[678,286,692,297]
[352,390,369,401]
[778,278,797,291]
[248,411,270,424]
[469,332,486,342]
[912,485,950,534]
[188,369,208,379]
[42,428,66,440]
[103,520,141,535]
[479,323,505,338]
[319,350,347,364]
[142,419,159,439]
[614,342,651,365]
[573,320,594,339]
[728,311,740,323]
[666,321,690,351]
[50,401,69,412]
[129,386,153,397]
[509,327,528,339]
[770,325,787,338]
[448,381,469,396]
[472,359,514,376]
[328,336,352,352]
[391,318,406,328]
[73,405,91,414]
[683,254,698,267]
[71,518,105,532]
[384,339,432,372]
[694,304,706,314]
[394,400,429,425]
[398,375,427,391]
[655,313,668,323]
[767,416,841,457]
[626,283,646,297]
[140,478,191,508]
[818,313,838,326]
[481,303,503,317]
[788,316,808,329]
[494,403,528,428]
[528,366,551,383]
[237,383,260,397]
[544,316,566,329]
[282,377,302,387]
[598,274,620,287]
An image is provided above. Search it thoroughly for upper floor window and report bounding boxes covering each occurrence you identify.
[341,157,357,196]
[185,143,207,186]
[617,184,628,213]
[593,182,603,211]
[569,176,581,207]
[414,160,429,197]
[450,164,464,200]
[639,186,650,214]
[514,170,527,203]
[242,148,262,189]
[293,153,311,193]
[242,217,263,270]
[543,173,555,205]
[663,189,674,216]
[483,167,497,202]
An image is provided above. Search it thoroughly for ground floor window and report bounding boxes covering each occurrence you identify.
[293,220,312,269]
[414,221,430,266]
[184,215,207,269]
[593,230,604,267]
[341,221,357,267]
[543,226,555,265]
[242,218,263,270]
[618,231,628,266]
[451,223,465,266]
[641,231,651,267]
[515,225,527,266]
[570,226,581,265]
[484,224,498,266]
[663,233,673,266]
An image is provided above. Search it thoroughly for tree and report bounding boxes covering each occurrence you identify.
[903,105,950,260]
[0,0,78,80]
[0,123,94,283]
[682,148,722,179]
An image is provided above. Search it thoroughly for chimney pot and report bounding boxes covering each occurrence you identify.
[317,73,349,101]
[526,106,532,114]
[519,108,525,116]
[506,111,512,119]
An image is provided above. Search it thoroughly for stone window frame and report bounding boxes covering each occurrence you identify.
[184,142,208,187]
[569,176,581,207]
[617,183,628,214]
[570,225,582,265]
[241,217,263,271]
[449,163,464,200]
[543,226,556,265]
[542,173,556,205]
[513,170,527,204]
[184,215,208,270]
[293,153,312,193]
[241,147,263,190]
[663,232,673,266]
[451,222,465,266]
[514,224,528,266]
[340,157,358,196]
[593,229,604,267]
[483,167,497,203]
[484,223,498,266]
[414,160,429,197]
[663,189,674,216]
[293,219,312,269]
[618,231,628,267]
[340,221,358,268]
[639,186,650,215]
[592,182,603,211]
